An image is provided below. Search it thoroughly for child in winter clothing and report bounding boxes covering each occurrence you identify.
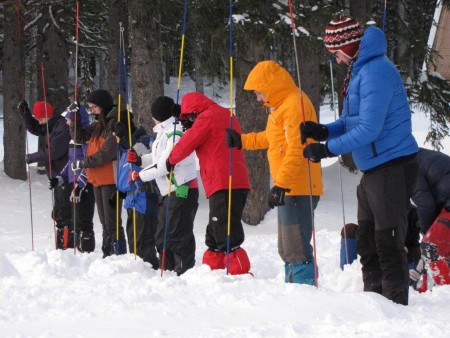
[70,89,126,258]
[49,105,96,253]
[115,115,160,269]
[18,100,72,249]
[409,148,450,289]
[166,92,251,275]
[303,17,418,305]
[129,96,198,275]
[227,61,323,284]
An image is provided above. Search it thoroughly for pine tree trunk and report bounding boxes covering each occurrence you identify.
[235,41,271,226]
[3,2,27,180]
[128,0,164,132]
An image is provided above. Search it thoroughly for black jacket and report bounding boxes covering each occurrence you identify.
[412,148,450,234]
[23,110,71,178]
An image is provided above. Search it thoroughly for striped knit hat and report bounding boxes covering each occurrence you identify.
[324,16,363,59]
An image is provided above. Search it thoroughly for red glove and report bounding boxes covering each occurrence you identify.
[129,171,141,183]
[126,149,142,166]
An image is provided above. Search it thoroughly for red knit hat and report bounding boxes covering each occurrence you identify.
[324,16,363,59]
[32,101,54,119]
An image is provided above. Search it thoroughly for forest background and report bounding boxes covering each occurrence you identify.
[1,0,450,225]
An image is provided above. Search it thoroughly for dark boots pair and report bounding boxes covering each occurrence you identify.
[56,227,95,253]
[102,230,127,258]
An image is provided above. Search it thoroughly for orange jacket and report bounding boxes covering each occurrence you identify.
[242,61,323,196]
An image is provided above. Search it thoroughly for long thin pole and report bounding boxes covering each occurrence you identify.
[225,0,234,275]
[287,0,318,287]
[72,0,80,254]
[329,58,348,264]
[160,0,189,277]
[16,0,34,251]
[41,62,58,249]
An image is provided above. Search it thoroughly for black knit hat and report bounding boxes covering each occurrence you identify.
[86,89,114,113]
[151,96,175,122]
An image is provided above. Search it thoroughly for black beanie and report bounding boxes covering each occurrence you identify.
[86,89,114,113]
[151,96,175,122]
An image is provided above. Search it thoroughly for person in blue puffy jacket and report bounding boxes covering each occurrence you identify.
[114,115,159,269]
[302,16,418,305]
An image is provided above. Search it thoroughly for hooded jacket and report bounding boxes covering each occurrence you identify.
[169,92,250,198]
[242,60,323,196]
[325,26,418,171]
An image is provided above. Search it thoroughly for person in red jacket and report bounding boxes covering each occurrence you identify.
[166,92,251,275]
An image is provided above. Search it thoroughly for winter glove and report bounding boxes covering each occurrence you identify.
[69,185,83,203]
[67,101,80,113]
[126,149,142,166]
[18,100,30,116]
[409,259,425,289]
[113,121,128,140]
[166,158,174,172]
[268,186,291,209]
[172,104,181,119]
[108,190,127,209]
[300,121,329,144]
[48,176,64,190]
[225,128,242,149]
[129,171,141,183]
[25,154,33,164]
[303,143,335,163]
[71,160,85,171]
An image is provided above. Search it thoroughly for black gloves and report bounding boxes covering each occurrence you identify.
[108,190,127,209]
[166,158,174,172]
[126,149,142,166]
[225,128,242,149]
[113,121,128,140]
[71,160,85,171]
[268,186,291,209]
[67,101,80,113]
[25,154,33,164]
[300,121,329,144]
[18,100,30,116]
[172,104,181,119]
[303,143,335,163]
[48,176,64,190]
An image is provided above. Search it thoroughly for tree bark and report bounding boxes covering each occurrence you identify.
[235,40,271,225]
[3,2,27,180]
[128,0,164,132]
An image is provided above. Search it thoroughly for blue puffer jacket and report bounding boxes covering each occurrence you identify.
[326,26,418,171]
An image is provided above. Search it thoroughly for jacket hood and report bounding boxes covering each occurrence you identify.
[353,26,386,72]
[180,92,215,119]
[244,60,297,108]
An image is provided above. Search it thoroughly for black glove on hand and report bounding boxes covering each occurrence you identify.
[48,176,64,190]
[300,121,329,144]
[172,104,181,119]
[18,100,30,116]
[108,190,127,209]
[268,186,291,209]
[71,160,85,171]
[303,143,334,163]
[67,101,80,113]
[113,121,128,140]
[25,154,33,164]
[225,128,242,149]
[166,158,174,172]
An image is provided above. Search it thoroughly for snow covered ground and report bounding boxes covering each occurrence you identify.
[0,78,449,337]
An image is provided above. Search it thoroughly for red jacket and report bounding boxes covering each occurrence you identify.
[169,92,250,198]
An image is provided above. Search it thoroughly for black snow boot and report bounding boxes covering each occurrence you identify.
[77,230,96,253]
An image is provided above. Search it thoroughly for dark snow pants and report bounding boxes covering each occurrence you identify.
[126,192,159,269]
[54,183,72,228]
[356,155,418,305]
[205,189,248,252]
[74,182,95,233]
[157,188,199,275]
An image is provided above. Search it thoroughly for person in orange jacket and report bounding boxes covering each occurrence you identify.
[226,60,323,285]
